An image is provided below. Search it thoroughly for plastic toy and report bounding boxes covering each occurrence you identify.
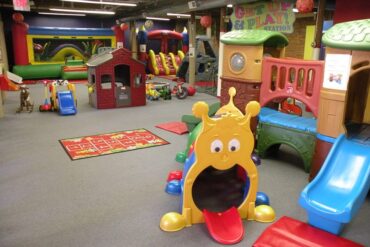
[219,30,324,172]
[180,101,220,135]
[86,48,146,109]
[50,80,77,115]
[160,88,275,244]
[16,85,34,113]
[299,134,370,235]
[187,86,196,96]
[145,83,160,101]
[39,80,52,112]
[171,78,188,100]
[157,85,171,100]
[310,19,370,180]
[0,71,21,91]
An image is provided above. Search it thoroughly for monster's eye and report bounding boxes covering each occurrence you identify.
[210,139,223,153]
[228,138,240,152]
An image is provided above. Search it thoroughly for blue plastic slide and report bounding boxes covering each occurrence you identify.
[299,134,370,234]
[57,91,77,115]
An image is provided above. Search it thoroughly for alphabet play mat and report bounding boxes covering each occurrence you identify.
[59,128,169,160]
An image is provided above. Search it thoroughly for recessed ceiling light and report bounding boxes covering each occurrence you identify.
[167,13,191,18]
[39,12,86,16]
[50,8,115,15]
[60,0,136,7]
[146,17,170,21]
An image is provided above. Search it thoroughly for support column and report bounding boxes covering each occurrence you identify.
[217,7,226,96]
[130,21,138,60]
[206,26,211,38]
[312,0,326,60]
[188,13,196,87]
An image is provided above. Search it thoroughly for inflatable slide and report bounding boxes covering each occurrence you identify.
[299,132,370,234]
[148,49,184,76]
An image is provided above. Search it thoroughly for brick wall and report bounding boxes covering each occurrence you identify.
[285,17,316,59]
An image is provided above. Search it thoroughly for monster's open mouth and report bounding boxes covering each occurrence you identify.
[192,164,248,213]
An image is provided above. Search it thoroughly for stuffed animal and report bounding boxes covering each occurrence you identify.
[16,85,34,113]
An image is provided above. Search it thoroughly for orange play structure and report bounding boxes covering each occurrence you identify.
[0,72,21,91]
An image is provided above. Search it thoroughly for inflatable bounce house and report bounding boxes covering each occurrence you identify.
[11,13,115,80]
[145,30,185,76]
[86,48,146,109]
[160,88,275,244]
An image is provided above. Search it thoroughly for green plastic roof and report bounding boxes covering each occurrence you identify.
[220,30,289,47]
[322,19,370,51]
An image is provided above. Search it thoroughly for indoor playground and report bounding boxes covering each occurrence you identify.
[0,1,369,247]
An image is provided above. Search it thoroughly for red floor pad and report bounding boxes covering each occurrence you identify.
[253,216,364,247]
[155,121,189,135]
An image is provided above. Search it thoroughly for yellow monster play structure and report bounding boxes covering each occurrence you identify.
[160,88,275,245]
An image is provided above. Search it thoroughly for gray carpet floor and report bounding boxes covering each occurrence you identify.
[0,83,369,247]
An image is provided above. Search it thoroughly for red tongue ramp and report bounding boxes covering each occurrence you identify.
[203,207,244,245]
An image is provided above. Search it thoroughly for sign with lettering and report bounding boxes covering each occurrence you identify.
[231,1,296,33]
[13,0,30,11]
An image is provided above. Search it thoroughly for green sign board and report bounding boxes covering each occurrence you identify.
[231,1,296,34]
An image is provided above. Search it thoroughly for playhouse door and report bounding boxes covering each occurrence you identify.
[116,84,131,107]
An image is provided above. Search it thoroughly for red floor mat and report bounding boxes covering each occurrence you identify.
[253,216,364,247]
[155,121,188,135]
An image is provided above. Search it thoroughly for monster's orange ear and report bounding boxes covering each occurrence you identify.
[239,101,260,127]
[245,101,260,118]
[192,101,215,132]
[192,101,208,119]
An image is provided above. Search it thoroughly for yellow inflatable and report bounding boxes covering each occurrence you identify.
[50,47,85,62]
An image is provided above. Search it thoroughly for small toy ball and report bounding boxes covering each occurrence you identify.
[120,23,129,31]
[187,144,194,157]
[256,192,270,206]
[167,170,183,182]
[254,205,275,223]
[251,153,261,166]
[12,13,24,23]
[187,86,196,96]
[165,180,182,195]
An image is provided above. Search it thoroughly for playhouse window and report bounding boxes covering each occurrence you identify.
[230,53,245,72]
[101,74,112,90]
[90,74,95,85]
